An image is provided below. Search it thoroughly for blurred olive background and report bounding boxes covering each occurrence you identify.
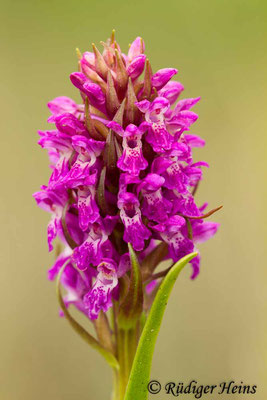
[0,0,266,399]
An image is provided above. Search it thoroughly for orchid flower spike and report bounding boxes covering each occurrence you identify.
[33,31,220,400]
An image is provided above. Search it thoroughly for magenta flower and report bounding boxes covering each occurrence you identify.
[137,174,172,223]
[84,258,118,319]
[118,192,151,251]
[136,97,173,152]
[108,121,149,175]
[34,33,220,381]
[33,186,68,251]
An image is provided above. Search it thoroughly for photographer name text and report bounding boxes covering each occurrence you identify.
[147,380,257,398]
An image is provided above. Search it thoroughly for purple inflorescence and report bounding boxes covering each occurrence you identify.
[34,34,219,320]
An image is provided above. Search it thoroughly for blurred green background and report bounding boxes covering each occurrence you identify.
[0,0,266,399]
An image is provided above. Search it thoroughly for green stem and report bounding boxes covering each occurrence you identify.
[113,326,138,400]
[111,369,120,400]
[118,329,127,400]
[123,330,129,379]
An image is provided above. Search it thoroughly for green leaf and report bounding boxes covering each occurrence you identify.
[118,244,144,329]
[124,252,198,400]
[56,264,119,371]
